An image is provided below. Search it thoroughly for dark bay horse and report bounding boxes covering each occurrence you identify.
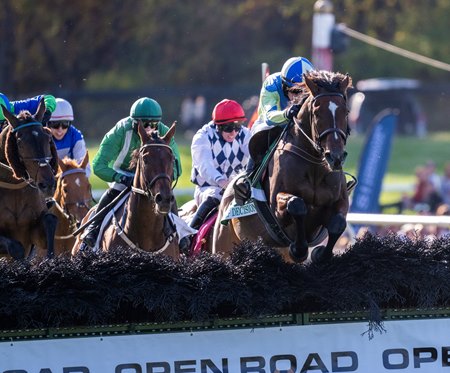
[0,99,59,259]
[72,123,179,259]
[51,153,93,255]
[214,70,352,263]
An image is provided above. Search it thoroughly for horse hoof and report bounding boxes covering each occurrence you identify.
[286,197,306,216]
[311,245,333,263]
[289,243,308,263]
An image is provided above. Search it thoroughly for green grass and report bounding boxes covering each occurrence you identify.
[87,132,450,206]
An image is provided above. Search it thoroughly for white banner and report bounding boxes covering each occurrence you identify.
[1,318,450,372]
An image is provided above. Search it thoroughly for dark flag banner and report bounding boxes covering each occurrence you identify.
[350,109,398,220]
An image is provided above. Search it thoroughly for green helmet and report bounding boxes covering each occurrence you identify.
[130,97,162,120]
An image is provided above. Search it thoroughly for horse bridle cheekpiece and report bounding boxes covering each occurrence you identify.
[295,93,349,154]
[12,121,54,181]
[131,143,174,199]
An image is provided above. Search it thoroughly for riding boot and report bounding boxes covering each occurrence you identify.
[189,196,220,230]
[234,158,255,206]
[80,188,119,250]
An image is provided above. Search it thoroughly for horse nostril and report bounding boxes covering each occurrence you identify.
[154,193,162,204]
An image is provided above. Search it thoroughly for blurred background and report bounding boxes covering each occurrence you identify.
[1,0,449,141]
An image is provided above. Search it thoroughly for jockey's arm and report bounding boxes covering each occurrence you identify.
[259,89,290,126]
[191,130,224,186]
[11,94,56,115]
[92,125,125,183]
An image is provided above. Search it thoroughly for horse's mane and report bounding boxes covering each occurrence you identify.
[60,157,80,169]
[129,130,162,170]
[303,70,353,93]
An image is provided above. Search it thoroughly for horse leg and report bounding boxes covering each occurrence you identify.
[311,212,347,263]
[279,194,308,262]
[42,212,58,258]
[0,236,25,260]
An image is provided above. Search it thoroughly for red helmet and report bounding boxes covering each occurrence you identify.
[212,99,247,125]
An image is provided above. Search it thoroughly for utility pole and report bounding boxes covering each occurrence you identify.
[312,0,335,71]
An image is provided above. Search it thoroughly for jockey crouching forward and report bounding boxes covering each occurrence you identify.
[233,56,315,205]
[80,97,182,251]
[189,99,251,229]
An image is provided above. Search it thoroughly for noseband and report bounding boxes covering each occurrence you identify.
[131,143,174,199]
[294,92,349,154]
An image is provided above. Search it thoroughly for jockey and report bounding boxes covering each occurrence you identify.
[233,56,315,204]
[0,92,56,130]
[48,98,91,176]
[80,97,182,250]
[189,99,250,229]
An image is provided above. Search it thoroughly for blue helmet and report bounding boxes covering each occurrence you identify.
[281,57,314,87]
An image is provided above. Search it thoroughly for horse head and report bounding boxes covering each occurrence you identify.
[132,122,176,214]
[1,97,58,197]
[299,70,352,171]
[56,152,93,224]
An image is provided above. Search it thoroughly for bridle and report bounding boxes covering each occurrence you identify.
[11,121,55,186]
[131,143,174,199]
[58,168,93,214]
[293,92,349,155]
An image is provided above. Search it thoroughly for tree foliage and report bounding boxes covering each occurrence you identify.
[1,0,446,95]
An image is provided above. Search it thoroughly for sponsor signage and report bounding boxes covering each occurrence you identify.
[1,318,450,372]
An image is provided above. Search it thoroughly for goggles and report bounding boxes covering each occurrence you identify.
[220,122,242,133]
[134,119,160,129]
[49,121,71,130]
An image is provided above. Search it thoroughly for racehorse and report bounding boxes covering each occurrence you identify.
[213,70,352,263]
[0,99,59,259]
[72,123,179,259]
[51,153,93,255]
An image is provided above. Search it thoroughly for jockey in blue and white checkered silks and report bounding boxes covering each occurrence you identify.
[189,99,250,229]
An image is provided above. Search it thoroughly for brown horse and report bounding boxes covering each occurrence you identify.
[213,70,352,263]
[72,123,179,259]
[51,153,93,255]
[0,99,59,259]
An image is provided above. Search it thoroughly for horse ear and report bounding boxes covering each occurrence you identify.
[162,121,176,145]
[34,96,46,122]
[80,151,89,169]
[57,156,66,172]
[303,74,319,96]
[5,129,27,179]
[340,74,353,94]
[137,122,150,143]
[1,104,18,129]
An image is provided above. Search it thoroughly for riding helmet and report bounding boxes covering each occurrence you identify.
[281,57,314,87]
[212,99,247,125]
[50,98,74,121]
[130,97,162,120]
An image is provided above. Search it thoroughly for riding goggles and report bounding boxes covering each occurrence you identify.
[220,122,242,133]
[49,121,71,130]
[135,119,160,129]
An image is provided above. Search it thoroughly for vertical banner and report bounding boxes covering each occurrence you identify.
[350,109,398,218]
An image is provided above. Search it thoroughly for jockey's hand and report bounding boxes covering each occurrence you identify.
[116,174,133,187]
[217,178,228,189]
[285,104,301,120]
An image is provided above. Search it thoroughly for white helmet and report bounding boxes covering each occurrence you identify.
[50,98,74,121]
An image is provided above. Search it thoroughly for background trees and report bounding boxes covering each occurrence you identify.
[1,0,448,139]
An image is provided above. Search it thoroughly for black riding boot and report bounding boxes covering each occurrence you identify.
[81,188,120,249]
[189,196,220,230]
[234,158,255,206]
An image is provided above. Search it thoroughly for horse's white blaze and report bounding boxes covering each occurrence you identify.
[32,130,39,137]
[328,101,339,140]
[75,177,81,187]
